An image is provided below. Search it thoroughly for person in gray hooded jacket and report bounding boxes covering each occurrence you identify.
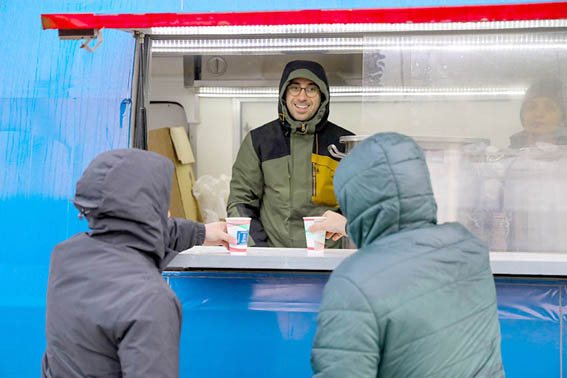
[311,133,504,378]
[42,149,235,378]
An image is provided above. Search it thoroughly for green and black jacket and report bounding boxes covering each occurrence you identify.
[227,60,353,248]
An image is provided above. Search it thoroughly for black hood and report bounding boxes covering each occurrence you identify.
[278,60,330,134]
[73,149,173,262]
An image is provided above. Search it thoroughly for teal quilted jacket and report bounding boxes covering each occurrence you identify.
[311,133,504,378]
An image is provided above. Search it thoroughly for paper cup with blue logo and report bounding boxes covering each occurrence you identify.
[226,217,251,255]
[303,216,326,255]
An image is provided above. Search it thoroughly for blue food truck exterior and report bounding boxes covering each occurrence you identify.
[2,1,567,376]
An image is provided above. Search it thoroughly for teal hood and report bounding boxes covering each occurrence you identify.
[334,132,437,248]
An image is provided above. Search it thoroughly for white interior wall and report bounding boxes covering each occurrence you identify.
[149,74,235,178]
[360,100,522,148]
[242,98,522,147]
[150,57,233,178]
[195,97,235,177]
[149,57,197,124]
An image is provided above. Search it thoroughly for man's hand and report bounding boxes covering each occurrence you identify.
[204,222,237,249]
[308,210,347,241]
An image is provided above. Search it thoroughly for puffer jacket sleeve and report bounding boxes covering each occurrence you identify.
[167,218,206,251]
[159,218,206,271]
[117,290,182,378]
[311,275,380,378]
[227,133,269,246]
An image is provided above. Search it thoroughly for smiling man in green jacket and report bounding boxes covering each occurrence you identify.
[311,133,504,378]
[227,60,353,248]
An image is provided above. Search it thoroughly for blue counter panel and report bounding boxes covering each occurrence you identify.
[167,272,328,377]
[166,273,567,378]
[496,279,563,377]
[564,286,567,378]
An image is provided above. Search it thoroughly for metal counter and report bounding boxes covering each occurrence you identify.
[167,246,357,271]
[167,246,567,276]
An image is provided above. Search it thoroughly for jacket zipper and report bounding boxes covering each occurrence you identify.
[289,135,294,244]
[312,134,318,197]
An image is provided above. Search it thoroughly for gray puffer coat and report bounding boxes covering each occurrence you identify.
[311,133,504,378]
[42,149,205,378]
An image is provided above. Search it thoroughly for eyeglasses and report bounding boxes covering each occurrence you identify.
[287,84,320,98]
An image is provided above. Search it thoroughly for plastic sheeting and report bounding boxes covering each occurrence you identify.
[497,278,565,377]
[192,174,231,222]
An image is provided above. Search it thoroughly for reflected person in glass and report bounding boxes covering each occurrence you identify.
[502,79,567,252]
[510,79,567,148]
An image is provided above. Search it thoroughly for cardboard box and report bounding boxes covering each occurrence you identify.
[148,127,200,221]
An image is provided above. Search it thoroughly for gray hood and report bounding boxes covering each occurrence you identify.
[74,148,173,262]
[333,133,437,248]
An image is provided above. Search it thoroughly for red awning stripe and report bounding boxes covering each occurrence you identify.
[41,2,567,30]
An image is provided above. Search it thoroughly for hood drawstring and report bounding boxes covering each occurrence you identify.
[77,207,91,221]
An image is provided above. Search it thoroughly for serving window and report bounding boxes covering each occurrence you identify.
[150,27,567,253]
[42,6,567,254]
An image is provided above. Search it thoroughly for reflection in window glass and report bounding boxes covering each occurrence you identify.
[362,31,567,252]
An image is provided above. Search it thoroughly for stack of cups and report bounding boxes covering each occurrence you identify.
[226,217,251,256]
[303,216,326,256]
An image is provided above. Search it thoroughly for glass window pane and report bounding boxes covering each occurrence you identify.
[361,31,567,252]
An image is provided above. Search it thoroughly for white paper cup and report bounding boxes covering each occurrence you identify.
[303,216,326,255]
[226,217,251,255]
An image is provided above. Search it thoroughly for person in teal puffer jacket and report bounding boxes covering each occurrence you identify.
[311,132,504,378]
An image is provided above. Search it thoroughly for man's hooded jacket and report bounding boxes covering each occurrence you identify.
[42,149,205,378]
[227,60,353,248]
[311,133,504,377]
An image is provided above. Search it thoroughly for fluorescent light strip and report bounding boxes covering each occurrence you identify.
[197,86,526,97]
[152,35,567,53]
[153,47,360,53]
[153,37,361,48]
[151,20,567,36]
[197,87,277,97]
[154,35,567,47]
[153,45,567,54]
